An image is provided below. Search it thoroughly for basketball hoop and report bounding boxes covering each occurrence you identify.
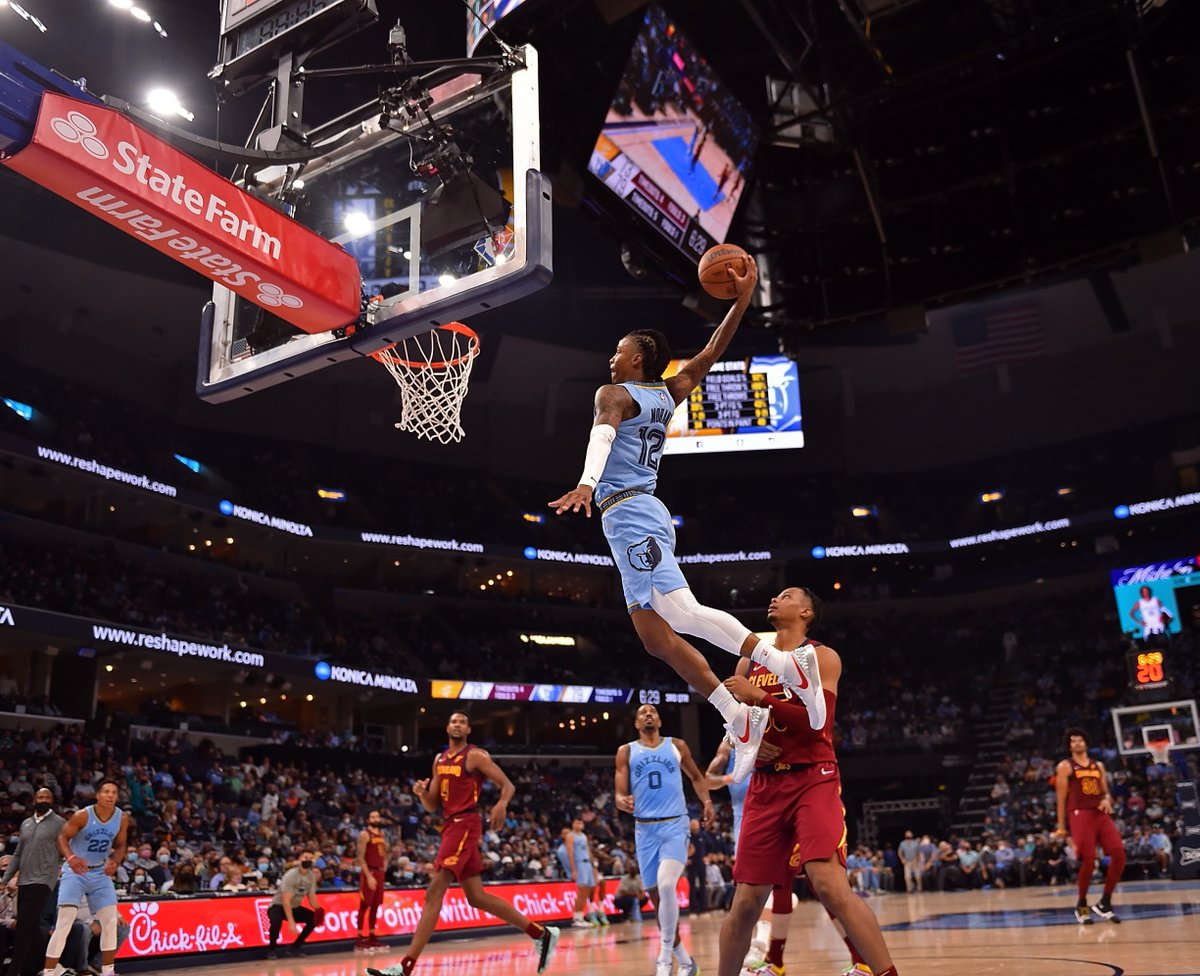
[371,323,480,443]
[1146,738,1172,766]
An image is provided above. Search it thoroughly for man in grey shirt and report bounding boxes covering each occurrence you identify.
[2,788,65,976]
[266,848,322,959]
[897,830,921,893]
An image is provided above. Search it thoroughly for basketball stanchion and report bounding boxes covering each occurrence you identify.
[370,322,481,443]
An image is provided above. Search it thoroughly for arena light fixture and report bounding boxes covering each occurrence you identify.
[1056,486,1075,497]
[979,490,1005,504]
[129,6,151,22]
[109,0,134,9]
[3,398,33,420]
[343,211,373,238]
[851,505,878,518]
[146,88,194,123]
[173,453,201,473]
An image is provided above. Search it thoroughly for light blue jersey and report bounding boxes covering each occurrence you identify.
[70,805,122,867]
[569,830,595,887]
[597,382,688,611]
[725,751,749,854]
[59,805,122,911]
[629,737,687,820]
[630,736,690,887]
[595,381,674,502]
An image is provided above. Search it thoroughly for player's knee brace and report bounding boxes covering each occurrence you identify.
[97,904,120,952]
[650,587,749,653]
[45,905,80,958]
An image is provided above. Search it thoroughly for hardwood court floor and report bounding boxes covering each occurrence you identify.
[153,880,1200,976]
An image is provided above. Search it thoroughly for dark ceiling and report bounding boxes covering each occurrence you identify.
[2,0,1199,360]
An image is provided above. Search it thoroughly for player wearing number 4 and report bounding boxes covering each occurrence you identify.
[616,704,712,976]
[42,780,129,976]
[368,712,559,976]
[550,253,825,785]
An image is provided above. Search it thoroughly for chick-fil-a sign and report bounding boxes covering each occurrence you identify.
[117,878,686,959]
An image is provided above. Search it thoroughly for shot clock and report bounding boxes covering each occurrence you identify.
[211,0,379,94]
[1126,646,1173,697]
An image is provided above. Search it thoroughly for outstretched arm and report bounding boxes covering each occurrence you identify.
[664,257,758,406]
[550,384,636,518]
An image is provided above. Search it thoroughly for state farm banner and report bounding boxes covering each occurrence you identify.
[118,879,688,959]
[3,93,360,334]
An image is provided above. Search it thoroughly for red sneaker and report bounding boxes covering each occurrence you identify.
[367,936,387,950]
[355,936,372,950]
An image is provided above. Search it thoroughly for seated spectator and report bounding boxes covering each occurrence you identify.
[612,863,645,922]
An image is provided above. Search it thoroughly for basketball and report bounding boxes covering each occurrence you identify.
[698,243,751,299]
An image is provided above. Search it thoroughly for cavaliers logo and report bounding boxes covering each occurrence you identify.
[627,536,662,572]
[788,844,802,869]
[444,855,459,866]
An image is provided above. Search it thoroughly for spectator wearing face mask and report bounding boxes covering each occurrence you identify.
[2,788,65,976]
[266,849,322,959]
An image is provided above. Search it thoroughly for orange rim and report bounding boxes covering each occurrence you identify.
[370,322,479,370]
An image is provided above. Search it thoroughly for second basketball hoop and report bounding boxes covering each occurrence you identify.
[371,322,481,444]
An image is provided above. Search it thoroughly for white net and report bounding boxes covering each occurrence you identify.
[1146,740,1172,766]
[373,324,480,443]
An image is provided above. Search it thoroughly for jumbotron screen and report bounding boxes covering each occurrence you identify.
[662,355,802,456]
[1110,555,1200,640]
[587,4,759,263]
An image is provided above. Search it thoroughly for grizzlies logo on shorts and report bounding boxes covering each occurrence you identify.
[627,536,662,572]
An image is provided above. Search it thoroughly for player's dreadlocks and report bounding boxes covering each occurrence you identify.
[627,328,672,379]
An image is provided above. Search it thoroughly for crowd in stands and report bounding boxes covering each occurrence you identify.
[5,360,1199,585]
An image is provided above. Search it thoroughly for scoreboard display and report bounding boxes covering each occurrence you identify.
[663,355,803,455]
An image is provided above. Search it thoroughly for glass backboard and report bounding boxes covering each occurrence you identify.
[1112,698,1199,757]
[198,44,550,402]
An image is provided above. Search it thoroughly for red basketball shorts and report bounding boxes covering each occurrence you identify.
[435,813,484,881]
[733,763,848,888]
[1068,808,1123,861]
[359,869,386,907]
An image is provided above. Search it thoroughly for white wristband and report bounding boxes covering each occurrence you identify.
[578,424,617,488]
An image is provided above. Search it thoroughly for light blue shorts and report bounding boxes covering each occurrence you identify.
[600,493,688,611]
[574,861,595,887]
[59,867,118,911]
[635,814,689,887]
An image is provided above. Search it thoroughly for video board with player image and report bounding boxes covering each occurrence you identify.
[587,4,759,263]
[662,354,802,455]
[466,0,533,55]
[1110,555,1200,641]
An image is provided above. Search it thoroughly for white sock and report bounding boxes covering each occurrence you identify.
[103,967,116,976]
[673,943,693,965]
[708,683,743,724]
[750,640,790,672]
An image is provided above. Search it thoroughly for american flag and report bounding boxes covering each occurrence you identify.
[952,303,1045,372]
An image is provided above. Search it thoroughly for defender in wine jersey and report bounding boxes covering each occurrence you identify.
[371,713,559,976]
[616,704,713,976]
[551,255,829,786]
[1055,729,1127,923]
[43,779,130,976]
[355,809,390,950]
[719,588,901,976]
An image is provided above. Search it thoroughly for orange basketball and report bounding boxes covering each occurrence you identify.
[697,243,751,300]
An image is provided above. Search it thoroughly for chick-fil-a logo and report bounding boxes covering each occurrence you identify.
[126,901,244,954]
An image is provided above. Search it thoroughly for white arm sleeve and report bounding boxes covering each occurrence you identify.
[578,423,617,489]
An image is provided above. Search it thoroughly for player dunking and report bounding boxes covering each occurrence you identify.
[550,257,824,784]
[1054,728,1126,924]
[42,780,129,976]
[616,703,711,976]
[356,809,389,950]
[368,713,559,976]
[718,588,899,976]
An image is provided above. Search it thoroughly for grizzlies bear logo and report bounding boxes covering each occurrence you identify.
[627,536,662,572]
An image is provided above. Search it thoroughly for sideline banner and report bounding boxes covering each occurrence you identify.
[3,93,359,334]
[118,879,688,958]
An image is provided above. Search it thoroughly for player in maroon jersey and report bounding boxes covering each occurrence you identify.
[1054,728,1127,923]
[368,713,559,976]
[717,587,899,976]
[356,809,390,950]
